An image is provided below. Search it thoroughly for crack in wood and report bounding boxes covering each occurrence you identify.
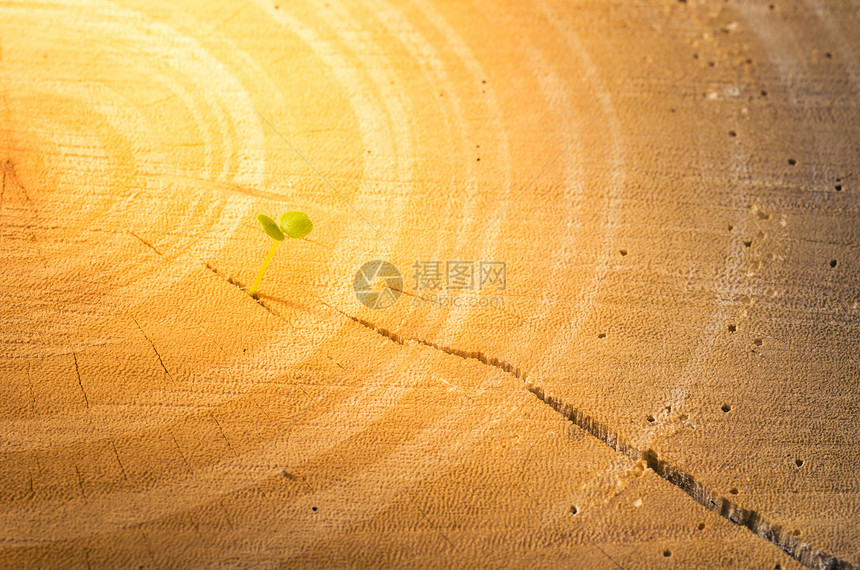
[528,385,852,569]
[210,413,237,457]
[203,262,279,315]
[111,441,131,485]
[205,262,850,569]
[72,352,89,408]
[594,543,625,570]
[339,312,850,570]
[74,464,87,503]
[130,315,173,381]
[171,431,193,475]
[406,493,458,554]
[127,230,164,257]
[326,355,348,371]
[2,160,32,204]
[337,310,528,378]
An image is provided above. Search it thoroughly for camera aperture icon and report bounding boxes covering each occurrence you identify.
[354,260,402,310]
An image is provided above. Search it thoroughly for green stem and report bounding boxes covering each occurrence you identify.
[248,239,279,297]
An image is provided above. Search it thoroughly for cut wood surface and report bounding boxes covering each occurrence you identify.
[0,0,858,568]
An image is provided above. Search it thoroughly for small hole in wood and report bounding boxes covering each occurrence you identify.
[570,505,579,515]
[830,259,837,268]
[788,158,796,166]
[698,522,705,530]
[646,415,655,423]
[597,333,606,339]
[663,549,672,557]
[728,324,736,333]
[754,338,763,346]
[729,487,738,495]
[722,404,732,413]
[795,458,804,467]
[619,249,628,256]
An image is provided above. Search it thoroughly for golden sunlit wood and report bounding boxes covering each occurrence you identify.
[1,0,858,568]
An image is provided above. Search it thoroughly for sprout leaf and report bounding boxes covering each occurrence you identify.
[278,211,313,239]
[257,214,285,241]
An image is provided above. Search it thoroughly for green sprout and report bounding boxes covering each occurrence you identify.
[278,211,313,239]
[247,211,314,297]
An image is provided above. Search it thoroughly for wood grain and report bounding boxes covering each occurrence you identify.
[1,0,857,568]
